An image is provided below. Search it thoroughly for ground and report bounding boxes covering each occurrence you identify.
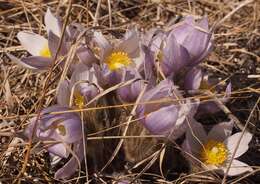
[0,0,259,183]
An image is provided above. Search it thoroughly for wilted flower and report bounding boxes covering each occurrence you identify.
[24,105,83,179]
[92,29,140,88]
[184,67,231,115]
[136,79,197,140]
[57,63,100,108]
[182,120,253,176]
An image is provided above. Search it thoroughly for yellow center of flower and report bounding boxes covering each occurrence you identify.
[39,44,51,58]
[56,124,66,136]
[106,51,131,71]
[74,92,85,109]
[200,140,228,166]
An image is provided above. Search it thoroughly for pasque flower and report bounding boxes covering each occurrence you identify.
[146,16,212,77]
[117,45,157,103]
[136,79,197,140]
[8,8,93,71]
[24,105,84,179]
[92,29,140,88]
[184,67,231,115]
[182,120,253,176]
[57,63,100,108]
[116,67,144,103]
[7,8,65,70]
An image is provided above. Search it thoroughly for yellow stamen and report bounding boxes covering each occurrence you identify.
[74,92,85,109]
[39,44,51,58]
[106,51,131,71]
[200,140,228,166]
[56,124,66,136]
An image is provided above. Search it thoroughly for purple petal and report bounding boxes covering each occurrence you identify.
[8,53,53,70]
[161,31,190,76]
[168,16,195,44]
[207,120,234,142]
[57,80,70,106]
[117,68,143,102]
[184,119,207,156]
[45,7,62,37]
[55,140,84,179]
[93,32,112,61]
[224,132,252,158]
[94,64,122,88]
[144,105,179,135]
[48,31,67,57]
[117,29,140,58]
[47,143,69,158]
[53,115,82,143]
[221,159,253,176]
[184,67,203,90]
[76,45,98,67]
[182,25,211,63]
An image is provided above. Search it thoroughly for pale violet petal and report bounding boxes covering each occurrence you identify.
[207,120,234,142]
[184,67,202,90]
[117,29,140,58]
[224,132,252,158]
[47,143,69,158]
[185,119,207,155]
[45,7,62,37]
[7,53,52,70]
[17,31,48,56]
[221,159,253,176]
[54,141,84,179]
[57,80,70,106]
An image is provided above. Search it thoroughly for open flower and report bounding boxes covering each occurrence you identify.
[136,79,197,140]
[57,63,100,108]
[24,105,84,179]
[182,120,253,176]
[7,8,65,70]
[93,29,140,88]
[8,8,93,71]
[184,67,231,115]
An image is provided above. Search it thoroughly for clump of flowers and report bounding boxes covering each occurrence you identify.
[7,7,254,181]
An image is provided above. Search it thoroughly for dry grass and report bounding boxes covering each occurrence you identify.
[0,0,259,183]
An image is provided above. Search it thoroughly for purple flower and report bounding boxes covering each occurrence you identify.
[167,16,213,65]
[7,8,65,70]
[182,120,253,176]
[24,105,84,179]
[57,63,100,108]
[184,67,231,115]
[143,16,212,77]
[92,29,140,88]
[116,68,145,103]
[8,8,93,71]
[136,79,198,140]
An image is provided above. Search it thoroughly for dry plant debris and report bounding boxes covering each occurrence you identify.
[0,0,259,183]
